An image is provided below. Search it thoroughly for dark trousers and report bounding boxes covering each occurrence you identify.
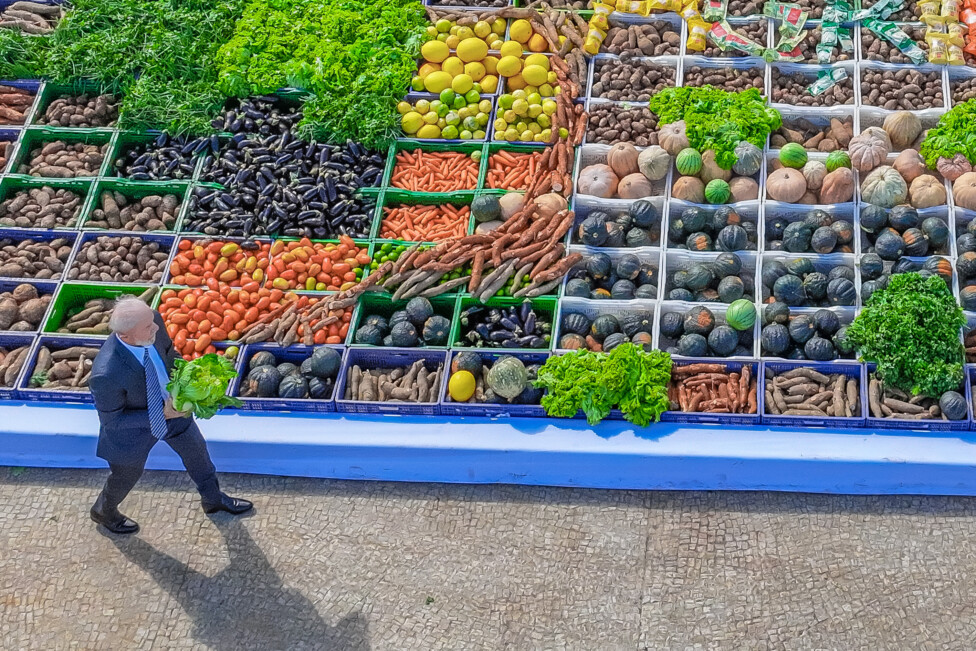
[97,419,221,514]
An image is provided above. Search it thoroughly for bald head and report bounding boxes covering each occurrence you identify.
[110,297,158,346]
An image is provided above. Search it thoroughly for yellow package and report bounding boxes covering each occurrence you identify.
[943,0,962,17]
[948,20,966,45]
[615,0,649,13]
[918,0,941,17]
[589,13,610,30]
[646,0,683,10]
[686,17,710,51]
[948,43,966,63]
[584,26,608,55]
[929,34,949,62]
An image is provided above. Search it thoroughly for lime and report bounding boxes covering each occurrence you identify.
[493,131,505,141]
[526,92,542,105]
[411,76,425,92]
[453,95,467,109]
[436,103,450,118]
[520,130,534,142]
[542,99,557,115]
[470,151,482,163]
[503,109,517,123]
[458,107,472,120]
[381,243,392,252]
[463,116,479,131]
[558,127,569,138]
[437,33,449,42]
[498,94,514,110]
[225,345,239,359]
[452,74,474,95]
[437,117,447,129]
[476,112,490,127]
[478,99,492,113]
[511,89,527,101]
[512,99,529,116]
[472,82,483,94]
[415,99,430,114]
[459,130,473,140]
[539,83,554,97]
[426,26,437,37]
[528,122,541,134]
[464,89,480,103]
[536,114,551,129]
[439,88,456,105]
[528,104,543,119]
[504,128,519,141]
[436,19,452,33]
[442,125,459,139]
[445,111,460,126]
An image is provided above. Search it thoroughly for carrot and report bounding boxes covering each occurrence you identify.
[487,150,543,190]
[380,204,469,242]
[391,149,480,193]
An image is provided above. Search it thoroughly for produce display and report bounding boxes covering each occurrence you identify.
[1,0,976,435]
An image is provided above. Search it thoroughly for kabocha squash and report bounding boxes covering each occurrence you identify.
[586,253,612,280]
[952,172,976,210]
[803,273,828,300]
[804,336,836,361]
[676,207,708,232]
[708,326,738,357]
[617,173,654,199]
[685,264,713,291]
[782,222,813,252]
[472,195,502,223]
[423,316,451,346]
[565,278,590,298]
[607,142,640,177]
[611,279,636,299]
[729,176,759,202]
[937,154,972,182]
[676,148,703,176]
[309,347,341,379]
[638,146,670,181]
[831,220,854,245]
[486,356,528,400]
[626,227,654,247]
[716,224,747,251]
[660,311,684,339]
[923,255,953,283]
[686,231,712,251]
[860,166,907,208]
[883,111,922,150]
[406,297,434,327]
[767,168,807,203]
[860,253,884,280]
[354,324,384,346]
[827,277,856,306]
[718,276,745,302]
[825,150,852,172]
[579,214,609,246]
[779,143,808,169]
[764,302,790,325]
[902,228,928,256]
[814,308,841,335]
[893,149,926,183]
[249,351,276,371]
[561,312,591,336]
[602,332,627,352]
[921,217,950,248]
[704,179,731,205]
[672,176,705,203]
[678,333,708,357]
[733,141,763,176]
[578,164,619,198]
[590,314,620,342]
[848,128,890,172]
[616,254,642,280]
[248,366,282,398]
[726,299,756,331]
[559,333,587,349]
[762,259,789,289]
[761,323,790,355]
[451,351,483,375]
[811,226,838,254]
[819,167,855,203]
[789,314,817,344]
[684,305,715,335]
[307,377,333,400]
[801,160,827,191]
[714,252,742,277]
[940,391,968,420]
[277,363,299,377]
[278,375,309,399]
[390,321,419,347]
[909,174,946,209]
[860,204,888,233]
[620,311,654,337]
[629,199,659,228]
[660,120,690,156]
[773,274,805,306]
[960,286,976,310]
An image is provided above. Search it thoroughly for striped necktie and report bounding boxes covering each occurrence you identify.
[144,348,168,440]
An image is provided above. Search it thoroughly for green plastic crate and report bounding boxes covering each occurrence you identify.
[79,177,191,233]
[11,127,117,179]
[374,191,475,243]
[0,175,93,230]
[348,292,458,349]
[451,295,556,352]
[383,139,487,195]
[108,130,203,183]
[483,142,545,191]
[43,283,159,336]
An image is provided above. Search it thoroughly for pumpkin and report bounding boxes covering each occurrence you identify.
[678,333,708,357]
[578,214,608,246]
[577,164,619,198]
[902,227,928,256]
[801,160,827,191]
[811,226,838,253]
[707,326,738,357]
[726,299,756,331]
[562,312,591,336]
[278,375,309,399]
[660,311,684,339]
[686,231,712,251]
[249,351,277,371]
[499,192,523,220]
[626,227,653,247]
[718,276,745,302]
[638,145,670,181]
[729,176,759,202]
[939,391,968,421]
[390,321,419,347]
[848,128,890,172]
[804,336,836,362]
[704,179,731,204]
[938,153,973,182]
[565,278,590,297]
[908,174,946,209]
[923,255,953,283]
[825,150,852,172]
[672,176,705,203]
[629,200,659,228]
[309,347,341,378]
[883,111,922,150]
[860,166,907,208]
[814,308,841,336]
[761,323,790,355]
[247,365,282,398]
[534,193,568,220]
[953,172,976,210]
[893,149,926,184]
[733,141,763,176]
[874,230,905,260]
[422,315,451,346]
[617,173,654,199]
[827,277,856,306]
[659,120,690,156]
[830,220,854,245]
[684,306,715,335]
[675,148,703,176]
[799,191,818,204]
[921,217,950,249]
[779,143,808,169]
[590,314,620,341]
[714,252,742,277]
[620,311,654,337]
[764,301,790,325]
[789,314,817,343]
[773,274,805,306]
[607,142,640,177]
[559,333,587,349]
[767,168,807,203]
[700,150,732,183]
[307,377,333,400]
[716,224,747,251]
[486,356,528,400]
[887,205,917,231]
[611,279,636,299]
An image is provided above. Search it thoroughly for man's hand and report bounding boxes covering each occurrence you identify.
[163,398,188,420]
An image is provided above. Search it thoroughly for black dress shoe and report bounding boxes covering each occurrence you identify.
[90,507,140,535]
[202,494,253,515]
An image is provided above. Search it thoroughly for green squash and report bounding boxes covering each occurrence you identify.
[732,141,762,176]
[487,356,528,400]
[278,375,309,399]
[471,195,502,223]
[309,347,341,378]
[422,315,451,346]
[405,297,434,327]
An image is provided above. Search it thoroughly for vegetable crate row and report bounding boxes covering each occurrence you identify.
[6,328,976,432]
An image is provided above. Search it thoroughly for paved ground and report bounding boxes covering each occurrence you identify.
[2,468,976,650]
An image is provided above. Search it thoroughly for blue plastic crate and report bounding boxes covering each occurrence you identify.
[336,348,447,416]
[18,335,102,404]
[65,231,176,285]
[760,361,866,429]
[0,279,57,333]
[0,333,38,399]
[439,350,550,418]
[865,364,973,433]
[0,228,78,282]
[230,343,344,413]
[660,358,761,425]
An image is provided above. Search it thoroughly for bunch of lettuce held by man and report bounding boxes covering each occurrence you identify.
[167,354,242,419]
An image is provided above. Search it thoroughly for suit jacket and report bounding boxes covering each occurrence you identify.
[90,312,194,465]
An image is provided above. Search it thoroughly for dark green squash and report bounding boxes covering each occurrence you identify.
[785,346,807,360]
[827,277,856,306]
[472,195,502,223]
[590,287,612,300]
[635,284,657,299]
[764,301,790,325]
[391,321,420,347]
[249,351,277,371]
[363,314,389,334]
[968,217,976,236]
[578,214,609,247]
[565,278,591,297]
[717,276,745,302]
[714,252,742,277]
[389,310,411,328]
[902,228,928,257]
[813,309,840,336]
[716,224,748,252]
[678,333,708,357]
[487,356,528,400]
[631,331,653,348]
[958,232,976,255]
[959,286,976,311]
[451,351,483,375]
[767,217,787,241]
[614,212,633,231]
[921,216,950,249]
[684,264,713,291]
[660,311,684,339]
[803,209,832,229]
[788,314,817,344]
[683,306,716,335]
[859,205,888,234]
[860,252,884,280]
[761,323,790,355]
[958,251,976,280]
[832,326,853,356]
[671,269,690,289]
[786,257,815,277]
[811,226,838,254]
[605,222,626,247]
[354,324,385,346]
[773,274,805,306]
[712,206,741,231]
[309,347,341,378]
[860,279,883,303]
[923,256,953,284]
[891,258,920,275]
[422,315,451,346]
[888,205,918,231]
[615,254,642,280]
[830,219,854,245]
[636,264,657,287]
[804,336,836,361]
[278,375,309,399]
[686,231,712,251]
[626,227,654,248]
[307,376,333,400]
[602,332,627,352]
[940,391,968,420]
[874,230,905,261]
[782,222,813,252]
[802,272,828,301]
[590,314,620,342]
[620,311,654,337]
[586,253,613,280]
[559,333,587,349]
[761,260,789,291]
[707,325,738,357]
[679,207,709,232]
[629,200,659,228]
[828,265,855,282]
[562,312,591,336]
[247,365,282,398]
[610,279,636,299]
[669,288,694,301]
[696,288,720,302]
[405,297,434,327]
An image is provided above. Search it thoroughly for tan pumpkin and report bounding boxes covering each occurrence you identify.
[606,142,640,177]
[937,154,972,182]
[533,193,568,220]
[893,149,926,184]
[638,145,670,181]
[617,173,654,199]
[699,150,732,183]
[729,176,759,202]
[766,168,807,203]
[577,164,619,198]
[882,111,922,150]
[860,166,907,208]
[499,192,524,220]
[801,160,827,191]
[819,167,855,204]
[671,176,705,203]
[953,172,976,210]
[909,174,947,209]
[849,128,891,173]
[799,192,819,205]
[659,120,690,156]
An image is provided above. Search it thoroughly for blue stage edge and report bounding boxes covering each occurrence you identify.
[4,402,976,495]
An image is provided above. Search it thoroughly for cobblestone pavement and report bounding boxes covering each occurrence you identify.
[2,468,976,650]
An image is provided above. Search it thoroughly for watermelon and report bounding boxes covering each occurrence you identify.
[726,299,756,331]
[779,143,808,169]
[704,179,731,205]
[675,148,703,176]
[825,150,851,172]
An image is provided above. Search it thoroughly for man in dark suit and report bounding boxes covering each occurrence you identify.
[89,296,252,535]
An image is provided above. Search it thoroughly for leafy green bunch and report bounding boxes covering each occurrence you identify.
[847,273,965,398]
[167,353,242,420]
[647,86,781,169]
[216,0,427,149]
[534,344,672,427]
[919,99,976,169]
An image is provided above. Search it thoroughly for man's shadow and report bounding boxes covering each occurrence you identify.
[107,516,369,651]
